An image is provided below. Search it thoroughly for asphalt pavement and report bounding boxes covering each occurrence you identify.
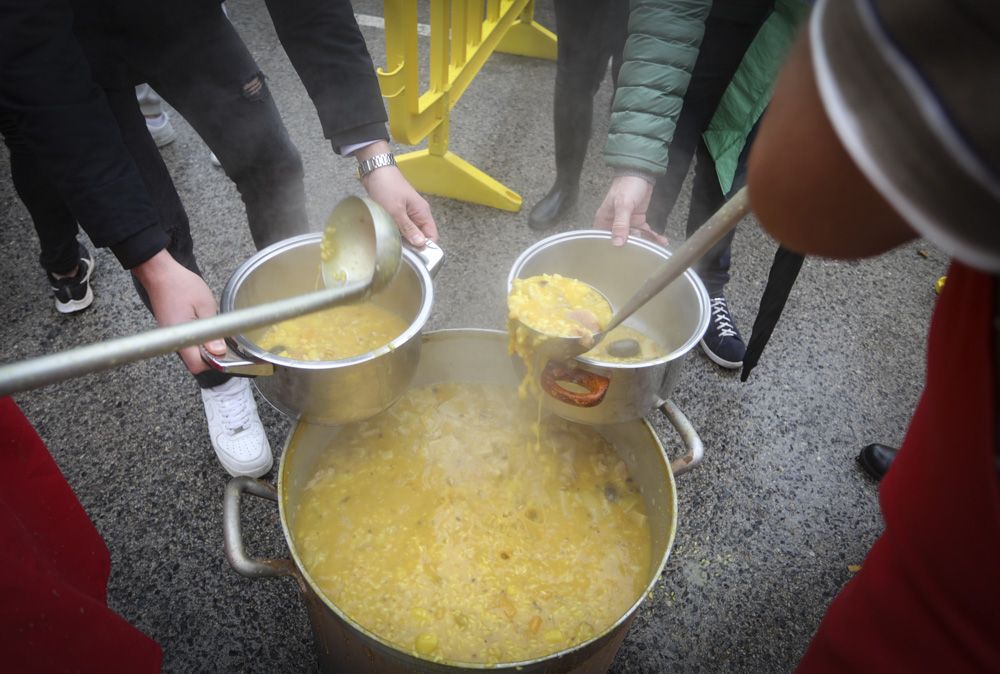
[0,1,949,672]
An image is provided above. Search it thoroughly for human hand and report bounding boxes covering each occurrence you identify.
[593,175,669,247]
[357,143,438,247]
[132,250,224,375]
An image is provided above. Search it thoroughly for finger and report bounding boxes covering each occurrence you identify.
[593,197,614,230]
[179,345,209,375]
[409,202,438,242]
[610,200,634,247]
[394,209,427,247]
[631,225,669,247]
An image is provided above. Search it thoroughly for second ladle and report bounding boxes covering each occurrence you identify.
[0,197,403,398]
[553,186,751,361]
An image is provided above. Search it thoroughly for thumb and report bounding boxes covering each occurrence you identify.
[395,211,427,247]
[610,200,633,247]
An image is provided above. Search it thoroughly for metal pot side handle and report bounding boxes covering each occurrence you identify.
[541,362,610,408]
[223,477,307,592]
[660,399,704,476]
[200,344,274,377]
[405,240,444,278]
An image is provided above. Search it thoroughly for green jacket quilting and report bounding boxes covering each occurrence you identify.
[604,0,712,177]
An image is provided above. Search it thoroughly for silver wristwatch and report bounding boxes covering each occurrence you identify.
[357,152,396,179]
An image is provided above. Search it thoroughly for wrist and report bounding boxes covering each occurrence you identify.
[357,147,396,181]
[354,140,391,162]
[132,249,175,285]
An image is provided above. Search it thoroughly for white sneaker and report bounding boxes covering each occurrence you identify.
[146,113,177,148]
[200,378,272,477]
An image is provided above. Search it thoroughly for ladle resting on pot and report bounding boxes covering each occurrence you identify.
[536,186,750,362]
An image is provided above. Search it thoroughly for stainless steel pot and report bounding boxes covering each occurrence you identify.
[224,329,704,673]
[507,230,710,426]
[205,232,443,425]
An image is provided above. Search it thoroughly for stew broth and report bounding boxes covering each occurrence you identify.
[292,382,652,664]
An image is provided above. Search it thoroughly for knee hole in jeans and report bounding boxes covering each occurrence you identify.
[241,73,267,102]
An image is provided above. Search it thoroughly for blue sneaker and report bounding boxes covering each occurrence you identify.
[701,295,745,369]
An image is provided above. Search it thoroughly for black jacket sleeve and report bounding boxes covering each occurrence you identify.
[0,0,168,269]
[263,0,389,153]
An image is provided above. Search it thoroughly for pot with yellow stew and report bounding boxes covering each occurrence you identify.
[204,230,443,425]
[507,230,710,436]
[224,329,697,673]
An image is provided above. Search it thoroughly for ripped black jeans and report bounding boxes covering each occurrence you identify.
[141,7,309,250]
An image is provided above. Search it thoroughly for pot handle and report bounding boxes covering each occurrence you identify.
[540,362,609,407]
[405,240,445,278]
[201,344,274,377]
[223,477,306,591]
[659,399,703,476]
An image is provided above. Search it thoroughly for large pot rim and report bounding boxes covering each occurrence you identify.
[220,232,434,370]
[277,328,679,670]
[506,230,710,370]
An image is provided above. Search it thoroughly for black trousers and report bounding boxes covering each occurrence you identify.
[139,7,309,250]
[549,0,628,187]
[646,4,773,297]
[1,7,309,387]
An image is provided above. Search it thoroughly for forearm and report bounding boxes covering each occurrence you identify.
[262,0,389,152]
[1,0,165,268]
[604,0,712,176]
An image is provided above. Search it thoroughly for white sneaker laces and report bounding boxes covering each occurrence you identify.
[214,383,253,434]
[710,297,738,338]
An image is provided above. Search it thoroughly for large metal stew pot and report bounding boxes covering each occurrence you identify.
[225,329,701,673]
[206,232,442,425]
[507,231,710,426]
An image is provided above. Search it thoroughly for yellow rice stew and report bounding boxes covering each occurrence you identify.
[255,303,407,361]
[508,274,613,342]
[292,382,652,664]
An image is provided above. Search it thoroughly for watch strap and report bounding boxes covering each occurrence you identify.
[357,152,396,179]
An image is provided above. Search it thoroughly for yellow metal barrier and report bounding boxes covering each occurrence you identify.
[378,0,556,211]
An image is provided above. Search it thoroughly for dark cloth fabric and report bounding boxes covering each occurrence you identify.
[0,396,163,672]
[72,0,388,153]
[740,245,805,381]
[797,262,1000,671]
[2,86,195,278]
[140,8,309,249]
[0,0,167,270]
[260,0,388,152]
[550,0,629,187]
[645,2,772,296]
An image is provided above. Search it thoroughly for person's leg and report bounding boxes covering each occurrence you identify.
[529,0,623,230]
[134,84,176,148]
[687,133,754,369]
[646,8,772,232]
[102,87,272,477]
[143,8,308,249]
[0,111,95,313]
[687,141,733,296]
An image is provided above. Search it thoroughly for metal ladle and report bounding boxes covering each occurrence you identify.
[0,196,402,397]
[546,186,751,362]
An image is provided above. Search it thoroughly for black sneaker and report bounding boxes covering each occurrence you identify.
[48,244,95,314]
[701,295,745,369]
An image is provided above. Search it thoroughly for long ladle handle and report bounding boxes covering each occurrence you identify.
[0,281,369,397]
[604,186,750,334]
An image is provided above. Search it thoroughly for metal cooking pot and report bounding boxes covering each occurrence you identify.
[205,232,443,425]
[507,231,710,426]
[224,329,703,673]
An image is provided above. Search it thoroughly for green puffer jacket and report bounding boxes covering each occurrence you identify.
[604,0,712,177]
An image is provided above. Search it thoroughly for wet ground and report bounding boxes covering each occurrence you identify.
[0,1,947,672]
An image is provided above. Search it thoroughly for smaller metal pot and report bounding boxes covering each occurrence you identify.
[507,231,709,426]
[205,232,443,425]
